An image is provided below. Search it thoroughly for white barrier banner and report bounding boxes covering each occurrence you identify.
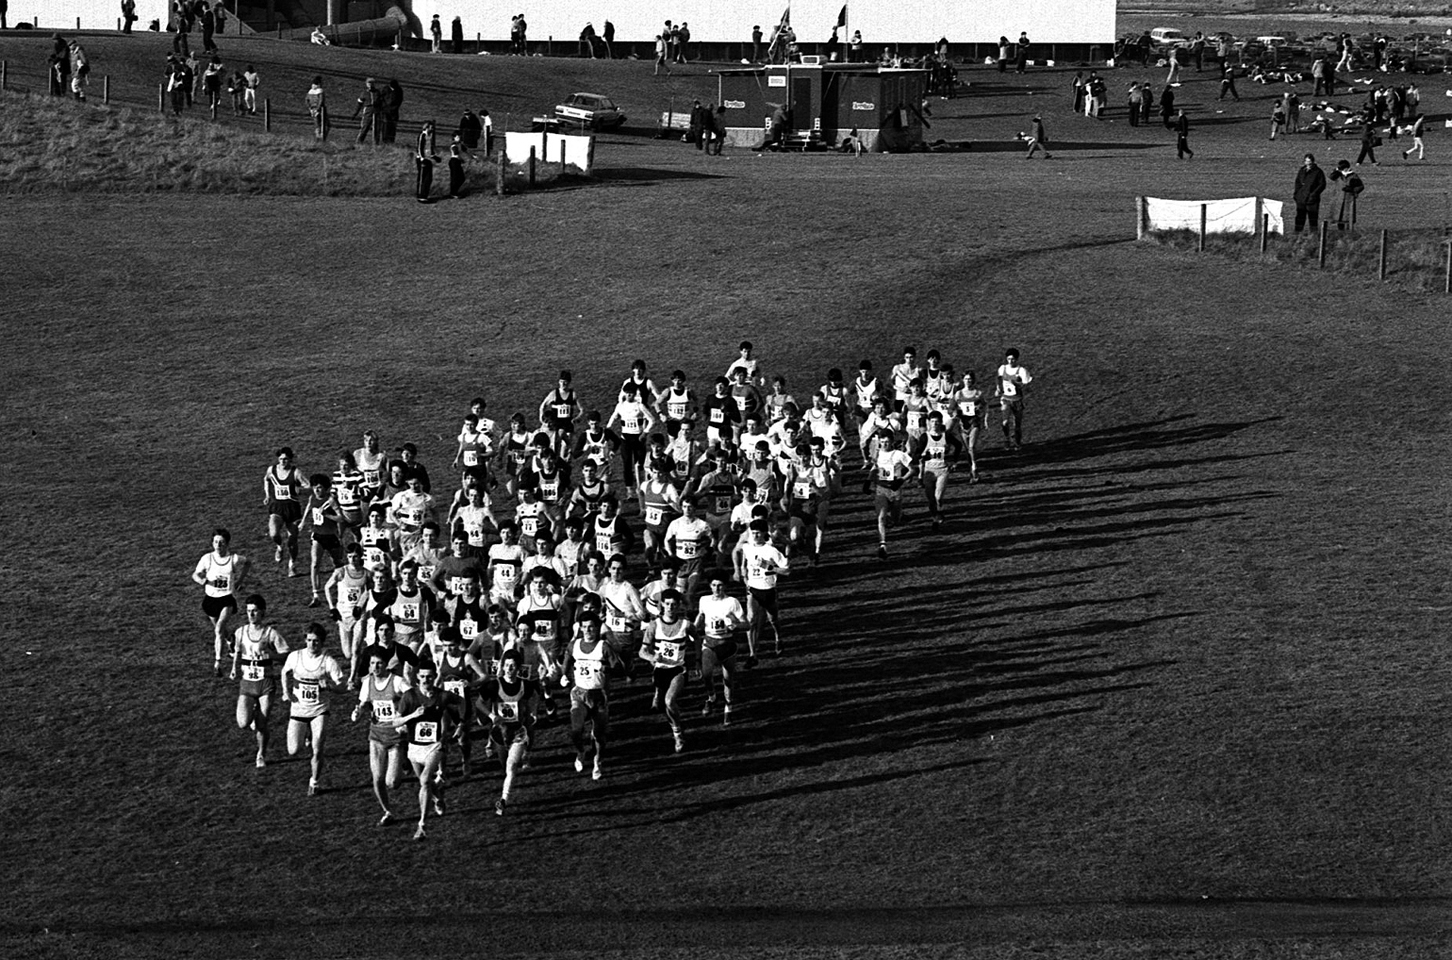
[1146,196,1284,235]
[503,131,595,174]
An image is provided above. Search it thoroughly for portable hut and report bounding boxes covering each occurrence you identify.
[717,64,928,152]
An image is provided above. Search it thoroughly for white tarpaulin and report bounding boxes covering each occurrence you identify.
[1145,196,1284,235]
[503,131,595,175]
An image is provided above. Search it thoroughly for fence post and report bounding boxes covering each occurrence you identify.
[159,81,165,113]
[1444,241,1451,294]
[1135,195,1146,241]
[2,61,7,92]
[429,120,437,158]
[1198,203,1206,252]
[264,98,271,131]
[529,146,536,187]
[321,103,329,141]
[104,75,110,103]
[1378,230,1388,280]
[77,17,82,29]
[1260,214,1268,254]
[1318,221,1327,267]
[496,148,506,196]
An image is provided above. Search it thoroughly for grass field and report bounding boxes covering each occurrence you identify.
[3,27,1452,960]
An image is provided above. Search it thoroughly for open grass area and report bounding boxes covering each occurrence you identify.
[3,28,1451,960]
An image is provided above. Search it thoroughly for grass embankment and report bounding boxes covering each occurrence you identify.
[1148,226,1452,291]
[0,93,519,195]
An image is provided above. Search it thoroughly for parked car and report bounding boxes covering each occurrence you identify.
[1149,27,1189,48]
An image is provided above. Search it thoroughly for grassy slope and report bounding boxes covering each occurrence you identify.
[3,31,1451,960]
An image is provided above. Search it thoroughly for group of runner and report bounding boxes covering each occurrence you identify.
[191,342,1034,838]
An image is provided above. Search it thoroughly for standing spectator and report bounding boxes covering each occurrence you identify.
[201,2,216,54]
[1356,120,1379,166]
[51,35,71,97]
[186,49,202,105]
[1218,62,1240,101]
[306,75,326,140]
[602,20,615,58]
[1140,79,1154,125]
[457,109,482,148]
[353,77,382,145]
[1330,159,1364,229]
[452,16,464,54]
[654,33,670,76]
[167,58,188,114]
[1127,81,1142,127]
[851,29,863,63]
[1071,71,1085,114]
[0,0,7,30]
[214,2,226,36]
[430,14,442,54]
[1293,153,1327,232]
[1190,32,1205,71]
[415,120,439,203]
[121,0,137,34]
[1270,99,1285,140]
[172,11,190,56]
[1015,31,1030,73]
[1165,46,1181,85]
[1311,55,1327,96]
[382,79,403,143]
[1324,59,1337,98]
[752,25,763,62]
[1174,109,1193,159]
[1286,90,1301,133]
[1024,113,1051,159]
[677,22,691,63]
[68,40,90,101]
[202,54,225,113]
[579,22,597,58]
[1216,34,1232,66]
[1336,34,1353,74]
[687,98,705,147]
[1402,113,1425,160]
[226,67,245,115]
[510,15,523,54]
[242,62,259,114]
[481,108,493,154]
[1159,84,1175,129]
[997,35,1009,72]
[1089,73,1106,118]
[707,105,726,155]
[447,135,468,199]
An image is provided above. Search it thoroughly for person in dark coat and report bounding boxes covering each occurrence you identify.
[457,110,483,149]
[451,16,464,54]
[382,79,403,143]
[1159,84,1175,129]
[416,121,439,202]
[1292,153,1327,233]
[1356,120,1379,166]
[1329,159,1364,229]
[1174,109,1193,159]
[447,135,469,198]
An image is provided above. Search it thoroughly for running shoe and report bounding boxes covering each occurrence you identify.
[495,798,507,817]
[774,637,783,656]
[413,824,426,841]
[307,780,318,797]
[592,759,603,781]
[877,543,888,560]
[701,697,715,717]
[308,596,321,608]
[575,755,585,773]
[722,703,733,727]
[255,753,266,769]
[432,795,445,817]
[287,562,299,578]
[378,812,394,827]
[213,660,222,678]
[275,544,283,563]
[651,692,663,711]
[673,730,685,753]
[745,655,759,669]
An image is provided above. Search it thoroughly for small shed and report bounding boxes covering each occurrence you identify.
[717,64,928,152]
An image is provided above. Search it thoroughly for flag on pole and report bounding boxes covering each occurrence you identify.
[766,3,791,61]
[775,4,791,33]
[836,4,847,28]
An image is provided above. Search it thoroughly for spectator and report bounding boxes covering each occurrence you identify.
[654,33,670,76]
[1140,79,1153,124]
[353,76,382,145]
[202,54,225,113]
[166,57,188,114]
[707,105,727,155]
[452,16,464,55]
[687,98,705,146]
[1071,71,1085,114]
[457,109,483,149]
[201,1,216,55]
[1270,99,1285,140]
[676,22,691,63]
[0,0,7,31]
[602,21,615,59]
[1329,159,1364,228]
[51,35,71,97]
[1311,55,1327,96]
[510,15,524,55]
[430,14,442,54]
[1127,81,1142,127]
[382,79,403,143]
[1174,108,1193,159]
[1165,46,1180,85]
[226,67,245,115]
[516,14,527,53]
[1159,84,1175,128]
[481,108,493,154]
[1015,31,1029,73]
[997,35,1009,73]
[1219,62,1240,101]
[1402,112,1425,160]
[852,29,864,63]
[754,103,788,151]
[668,21,680,62]
[1356,119,1379,166]
[68,40,90,101]
[311,26,330,45]
[1190,31,1205,71]
[447,135,469,199]
[752,25,763,62]
[415,120,439,203]
[121,0,138,35]
[306,75,326,140]
[1286,90,1300,133]
[1024,112,1051,158]
[579,22,597,58]
[242,62,259,114]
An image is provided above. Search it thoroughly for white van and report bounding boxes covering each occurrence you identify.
[1150,27,1188,47]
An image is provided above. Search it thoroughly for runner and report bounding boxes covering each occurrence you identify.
[262,447,308,578]
[554,516,591,581]
[559,608,617,779]
[725,340,761,384]
[599,553,646,675]
[852,359,882,459]
[385,559,436,655]
[354,431,388,502]
[996,347,1034,450]
[889,346,920,413]
[664,496,713,605]
[452,412,489,475]
[357,502,399,578]
[695,570,747,725]
[391,660,464,839]
[728,366,764,444]
[303,473,345,607]
[522,531,570,588]
[538,369,582,440]
[231,594,290,768]
[949,369,987,482]
[785,437,839,566]
[324,543,370,684]
[446,481,498,558]
[638,458,682,569]
[571,410,619,475]
[870,428,914,559]
[589,495,635,568]
[432,627,488,777]
[819,367,850,427]
[192,527,250,676]
[902,378,933,442]
[700,377,741,449]
[481,650,543,816]
[732,520,790,663]
[390,474,435,553]
[486,520,527,610]
[912,410,965,530]
[639,588,696,753]
[402,521,447,587]
[498,413,533,498]
[607,381,657,497]
[281,622,347,795]
[331,451,368,542]
[764,376,797,425]
[514,483,554,554]
[657,369,699,437]
[351,649,411,825]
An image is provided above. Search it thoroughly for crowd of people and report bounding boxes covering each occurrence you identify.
[191,342,1036,837]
